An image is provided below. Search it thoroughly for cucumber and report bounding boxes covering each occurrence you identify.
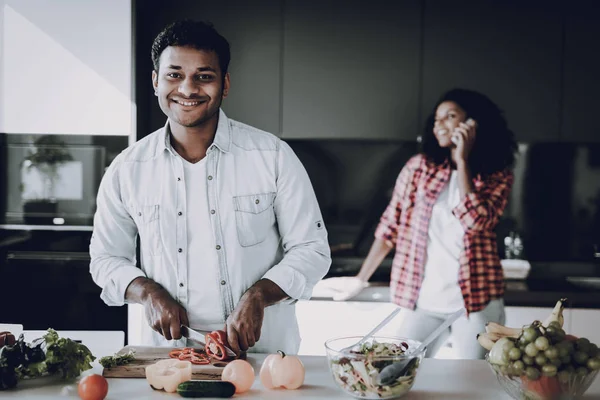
[177,380,236,398]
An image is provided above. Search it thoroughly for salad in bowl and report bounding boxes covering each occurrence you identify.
[325,336,425,399]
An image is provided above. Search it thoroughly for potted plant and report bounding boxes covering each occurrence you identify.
[21,135,73,223]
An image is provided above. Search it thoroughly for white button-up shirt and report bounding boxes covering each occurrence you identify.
[89,110,331,354]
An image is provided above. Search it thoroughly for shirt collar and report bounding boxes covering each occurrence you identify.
[212,109,231,153]
[158,109,232,156]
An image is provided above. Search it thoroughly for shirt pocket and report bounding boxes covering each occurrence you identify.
[131,204,163,256]
[233,192,276,247]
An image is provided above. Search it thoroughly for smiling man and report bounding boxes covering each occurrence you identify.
[89,20,331,354]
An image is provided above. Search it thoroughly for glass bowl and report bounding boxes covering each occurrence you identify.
[324,336,425,399]
[486,354,599,400]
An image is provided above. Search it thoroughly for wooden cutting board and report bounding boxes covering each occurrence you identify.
[102,345,232,379]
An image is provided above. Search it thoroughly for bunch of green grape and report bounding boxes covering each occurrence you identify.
[497,321,600,382]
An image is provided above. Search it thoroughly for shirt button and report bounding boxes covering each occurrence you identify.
[207,175,213,180]
[255,199,260,204]
[178,248,183,253]
[215,245,221,250]
[179,283,184,287]
[210,209,215,215]
[138,212,142,216]
[220,280,226,285]
[178,211,183,216]
[177,177,181,181]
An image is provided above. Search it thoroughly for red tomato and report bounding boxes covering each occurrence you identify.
[78,374,108,400]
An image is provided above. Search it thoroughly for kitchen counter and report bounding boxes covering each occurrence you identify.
[312,279,600,308]
[319,258,600,308]
[6,355,600,399]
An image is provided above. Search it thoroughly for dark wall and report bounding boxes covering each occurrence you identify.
[133,1,600,263]
[134,0,600,143]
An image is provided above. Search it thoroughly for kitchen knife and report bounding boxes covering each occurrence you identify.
[180,325,206,346]
[180,325,237,358]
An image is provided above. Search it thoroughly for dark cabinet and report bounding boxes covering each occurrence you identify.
[561,1,600,143]
[421,0,563,142]
[136,0,283,136]
[281,0,422,140]
[0,230,127,336]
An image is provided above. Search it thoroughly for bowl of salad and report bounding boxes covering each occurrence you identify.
[325,336,425,399]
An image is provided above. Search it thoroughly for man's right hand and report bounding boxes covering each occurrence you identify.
[126,277,189,341]
[144,287,189,340]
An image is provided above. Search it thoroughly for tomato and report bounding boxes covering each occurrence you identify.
[78,374,108,400]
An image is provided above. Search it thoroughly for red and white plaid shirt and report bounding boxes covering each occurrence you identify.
[375,154,513,314]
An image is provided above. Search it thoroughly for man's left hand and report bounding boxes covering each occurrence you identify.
[225,289,266,354]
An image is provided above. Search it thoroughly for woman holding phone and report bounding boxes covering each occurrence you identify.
[332,88,517,359]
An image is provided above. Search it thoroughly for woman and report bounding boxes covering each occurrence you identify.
[352,88,517,359]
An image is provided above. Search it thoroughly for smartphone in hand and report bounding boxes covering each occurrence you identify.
[451,118,477,144]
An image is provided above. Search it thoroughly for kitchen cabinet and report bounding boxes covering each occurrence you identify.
[281,0,421,140]
[136,0,282,136]
[421,0,563,142]
[0,230,127,335]
[297,302,580,357]
[561,1,600,142]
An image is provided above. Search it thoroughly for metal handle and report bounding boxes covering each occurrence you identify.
[6,251,91,262]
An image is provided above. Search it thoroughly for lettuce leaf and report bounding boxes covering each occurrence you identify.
[42,329,95,379]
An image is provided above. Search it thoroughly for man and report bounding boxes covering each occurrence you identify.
[89,20,331,355]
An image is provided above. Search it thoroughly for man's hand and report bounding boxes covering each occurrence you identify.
[126,277,189,341]
[225,279,288,354]
[144,287,189,341]
[226,290,265,355]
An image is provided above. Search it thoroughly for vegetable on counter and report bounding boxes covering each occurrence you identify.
[78,374,108,400]
[0,332,16,348]
[177,380,236,398]
[260,350,305,390]
[98,349,135,369]
[205,330,232,361]
[0,328,95,390]
[328,341,418,398]
[145,359,192,393]
[169,347,210,365]
[221,359,254,394]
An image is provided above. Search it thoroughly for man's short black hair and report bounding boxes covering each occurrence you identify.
[151,19,231,74]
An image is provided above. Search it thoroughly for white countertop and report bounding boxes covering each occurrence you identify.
[2,330,599,399]
[4,355,600,399]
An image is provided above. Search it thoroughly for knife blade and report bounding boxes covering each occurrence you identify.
[180,325,237,358]
[180,325,206,346]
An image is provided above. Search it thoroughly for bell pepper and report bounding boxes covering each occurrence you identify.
[205,330,232,361]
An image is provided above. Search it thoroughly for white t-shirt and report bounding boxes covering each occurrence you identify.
[181,156,224,330]
[416,171,465,313]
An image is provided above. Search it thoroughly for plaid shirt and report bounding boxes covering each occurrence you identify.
[375,154,513,314]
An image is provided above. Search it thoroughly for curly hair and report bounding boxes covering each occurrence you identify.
[420,88,517,177]
[151,19,231,75]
